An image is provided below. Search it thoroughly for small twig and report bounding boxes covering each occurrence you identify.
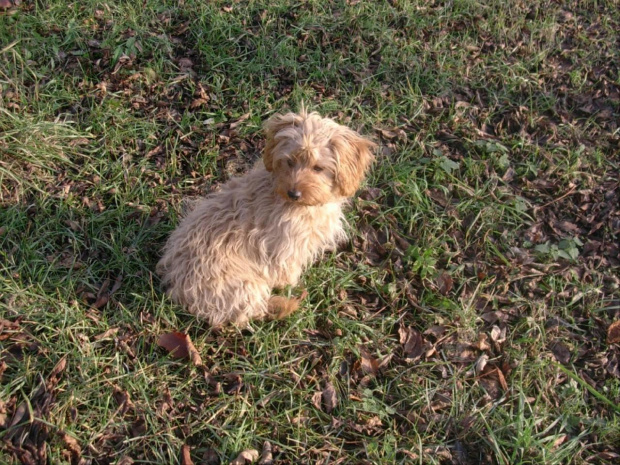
[537,186,576,210]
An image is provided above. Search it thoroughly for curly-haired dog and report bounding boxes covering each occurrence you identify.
[156,110,375,326]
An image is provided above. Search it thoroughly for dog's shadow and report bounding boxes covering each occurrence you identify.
[0,199,201,331]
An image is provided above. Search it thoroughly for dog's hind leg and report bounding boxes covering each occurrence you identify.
[266,296,301,320]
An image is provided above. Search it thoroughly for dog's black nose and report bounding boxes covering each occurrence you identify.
[287,190,302,201]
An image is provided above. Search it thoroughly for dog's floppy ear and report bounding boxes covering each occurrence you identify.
[332,129,376,197]
[263,112,304,172]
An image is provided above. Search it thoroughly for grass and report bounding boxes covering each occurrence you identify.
[1,0,619,464]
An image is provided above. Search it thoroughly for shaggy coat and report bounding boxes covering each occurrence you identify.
[157,110,375,326]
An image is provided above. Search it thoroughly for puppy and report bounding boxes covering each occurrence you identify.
[156,109,375,326]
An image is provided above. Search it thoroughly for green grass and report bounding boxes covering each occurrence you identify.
[1,0,619,463]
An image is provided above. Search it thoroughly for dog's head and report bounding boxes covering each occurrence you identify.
[262,110,376,206]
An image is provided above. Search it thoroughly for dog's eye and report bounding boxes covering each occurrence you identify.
[287,159,295,168]
[312,166,324,173]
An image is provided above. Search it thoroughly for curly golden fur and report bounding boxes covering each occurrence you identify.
[156,110,375,326]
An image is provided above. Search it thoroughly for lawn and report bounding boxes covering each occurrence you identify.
[1,0,619,464]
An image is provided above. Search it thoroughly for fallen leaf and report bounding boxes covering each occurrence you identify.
[60,432,81,463]
[181,444,193,465]
[490,325,506,344]
[178,57,193,70]
[113,387,134,418]
[110,275,123,294]
[91,275,122,309]
[0,399,7,428]
[496,366,508,391]
[258,441,273,465]
[359,346,379,376]
[399,326,424,360]
[551,342,571,365]
[376,127,406,140]
[311,391,322,411]
[229,112,250,129]
[93,327,119,341]
[223,373,243,395]
[190,98,208,109]
[116,457,134,465]
[478,368,503,400]
[92,279,110,308]
[8,401,30,429]
[146,145,164,158]
[475,354,489,374]
[436,272,454,295]
[359,187,384,201]
[608,320,620,344]
[157,332,203,366]
[230,449,259,465]
[424,325,446,340]
[47,355,67,380]
[426,188,449,207]
[131,416,147,437]
[322,382,338,413]
[202,448,220,465]
[473,333,491,352]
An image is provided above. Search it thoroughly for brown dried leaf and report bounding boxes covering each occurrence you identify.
[258,441,273,465]
[230,449,259,465]
[157,332,203,366]
[130,416,147,437]
[190,98,208,109]
[496,366,508,391]
[551,342,571,365]
[91,276,122,309]
[110,275,123,294]
[0,399,7,428]
[146,145,164,158]
[426,188,449,207]
[178,57,193,70]
[229,112,250,129]
[376,127,406,140]
[311,391,322,410]
[47,356,68,389]
[436,272,454,295]
[424,325,446,340]
[223,373,243,395]
[399,326,424,360]
[93,327,119,341]
[478,367,505,400]
[359,187,384,201]
[473,333,491,352]
[474,354,489,374]
[181,444,193,465]
[359,346,379,376]
[92,279,110,309]
[490,325,506,343]
[322,382,338,414]
[8,401,29,429]
[202,448,220,465]
[113,386,134,415]
[608,320,620,344]
[116,457,134,465]
[60,432,81,463]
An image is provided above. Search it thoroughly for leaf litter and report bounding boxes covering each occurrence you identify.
[157,332,203,367]
[1,0,620,463]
